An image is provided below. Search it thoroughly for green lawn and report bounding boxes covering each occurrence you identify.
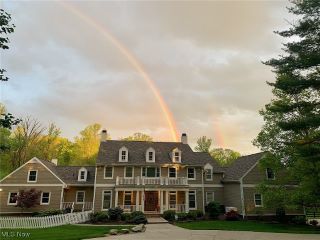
[176,220,320,234]
[0,224,132,240]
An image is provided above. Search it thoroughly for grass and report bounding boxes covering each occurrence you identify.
[0,224,133,240]
[176,220,320,234]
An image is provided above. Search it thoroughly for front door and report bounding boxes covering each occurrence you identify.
[144,191,158,211]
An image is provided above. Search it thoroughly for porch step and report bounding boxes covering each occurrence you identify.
[146,217,168,224]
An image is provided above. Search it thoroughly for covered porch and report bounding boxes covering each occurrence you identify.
[115,189,189,213]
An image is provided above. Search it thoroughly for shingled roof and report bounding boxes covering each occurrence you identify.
[223,152,265,181]
[38,159,95,185]
[97,140,224,172]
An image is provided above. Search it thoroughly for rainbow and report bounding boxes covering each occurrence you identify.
[58,1,179,141]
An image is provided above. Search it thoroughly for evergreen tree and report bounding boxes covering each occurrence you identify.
[254,0,320,207]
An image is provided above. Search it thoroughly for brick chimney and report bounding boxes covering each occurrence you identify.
[101,129,108,142]
[181,133,188,144]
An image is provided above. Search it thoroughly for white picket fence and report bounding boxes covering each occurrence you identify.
[0,210,92,229]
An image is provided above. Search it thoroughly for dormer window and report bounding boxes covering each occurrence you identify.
[146,147,155,162]
[172,148,181,163]
[266,168,275,180]
[204,163,213,181]
[119,147,128,162]
[78,167,88,181]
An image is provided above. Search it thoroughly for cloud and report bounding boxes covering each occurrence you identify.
[1,0,295,153]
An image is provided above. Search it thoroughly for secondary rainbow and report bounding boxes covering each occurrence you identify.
[58,1,179,141]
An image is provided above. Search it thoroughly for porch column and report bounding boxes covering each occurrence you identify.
[185,190,189,213]
[115,190,119,207]
[135,190,139,211]
[160,190,163,213]
[166,190,169,210]
[141,191,145,212]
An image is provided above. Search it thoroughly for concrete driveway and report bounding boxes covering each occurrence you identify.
[91,223,320,240]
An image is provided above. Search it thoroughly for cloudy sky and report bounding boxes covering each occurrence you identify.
[1,0,294,154]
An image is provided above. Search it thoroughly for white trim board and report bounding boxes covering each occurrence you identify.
[189,184,223,188]
[0,184,64,187]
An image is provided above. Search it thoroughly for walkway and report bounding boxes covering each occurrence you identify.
[90,223,320,240]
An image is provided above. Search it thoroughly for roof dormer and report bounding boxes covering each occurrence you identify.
[146,147,155,162]
[119,146,128,162]
[172,148,181,163]
[78,167,88,182]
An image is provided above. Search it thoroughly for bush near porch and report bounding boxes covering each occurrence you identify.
[90,208,147,224]
[162,210,204,222]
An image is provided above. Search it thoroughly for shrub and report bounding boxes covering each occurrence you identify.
[90,212,109,223]
[163,210,176,221]
[32,209,64,217]
[108,207,123,221]
[121,213,131,222]
[131,215,147,224]
[206,201,221,219]
[177,212,188,221]
[309,219,318,227]
[276,207,286,223]
[192,210,204,218]
[291,216,306,225]
[130,211,144,218]
[187,211,197,220]
[225,210,239,221]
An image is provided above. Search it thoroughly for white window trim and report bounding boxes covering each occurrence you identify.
[119,147,128,162]
[172,148,181,163]
[104,166,114,179]
[76,191,85,204]
[141,166,161,178]
[189,190,197,210]
[123,191,133,206]
[78,168,88,182]
[101,190,112,211]
[168,167,177,179]
[169,191,177,210]
[205,191,214,204]
[27,170,38,183]
[205,169,213,181]
[40,192,51,205]
[146,148,155,162]
[187,167,196,180]
[265,168,276,180]
[7,192,18,205]
[254,193,263,207]
[124,166,134,179]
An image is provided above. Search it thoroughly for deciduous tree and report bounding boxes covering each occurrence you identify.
[121,132,152,141]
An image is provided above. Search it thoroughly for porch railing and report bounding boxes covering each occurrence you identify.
[61,202,75,212]
[62,202,93,212]
[169,204,186,213]
[116,176,188,186]
[118,205,142,212]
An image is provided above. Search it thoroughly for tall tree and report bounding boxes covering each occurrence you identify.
[195,136,240,166]
[195,136,212,152]
[73,123,101,165]
[121,132,153,141]
[254,0,320,207]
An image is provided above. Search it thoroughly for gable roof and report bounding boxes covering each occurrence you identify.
[223,152,265,181]
[97,140,224,172]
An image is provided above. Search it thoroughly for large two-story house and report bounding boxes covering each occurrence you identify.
[0,131,303,217]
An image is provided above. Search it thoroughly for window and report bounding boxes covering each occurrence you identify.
[187,168,195,179]
[104,166,113,179]
[28,170,37,182]
[78,168,87,181]
[119,147,128,162]
[254,193,263,207]
[142,167,160,178]
[206,192,214,204]
[102,191,112,210]
[146,148,155,162]
[189,191,196,209]
[7,192,17,205]
[124,167,133,178]
[76,191,85,204]
[41,192,50,205]
[169,191,176,209]
[205,169,212,181]
[266,168,275,180]
[168,167,177,178]
[124,191,132,206]
[172,148,181,163]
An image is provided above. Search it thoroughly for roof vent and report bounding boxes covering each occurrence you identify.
[51,159,58,165]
